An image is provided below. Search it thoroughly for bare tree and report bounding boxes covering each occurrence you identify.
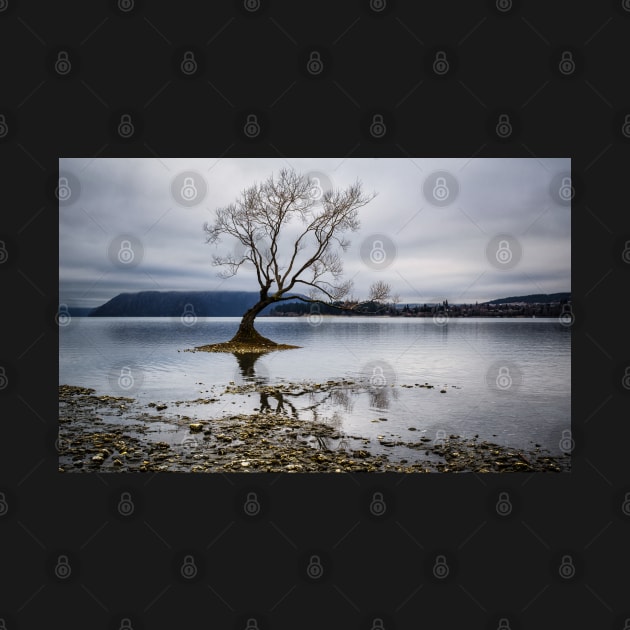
[368,280,391,303]
[203,168,386,348]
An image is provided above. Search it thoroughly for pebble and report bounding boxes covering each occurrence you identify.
[59,383,569,474]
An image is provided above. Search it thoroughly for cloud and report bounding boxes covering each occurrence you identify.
[59,157,570,307]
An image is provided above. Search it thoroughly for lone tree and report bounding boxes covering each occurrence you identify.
[202,168,389,350]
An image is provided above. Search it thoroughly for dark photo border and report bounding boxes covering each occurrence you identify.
[1,1,628,628]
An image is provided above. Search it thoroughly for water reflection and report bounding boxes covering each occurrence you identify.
[230,351,357,448]
[234,351,269,384]
[259,390,299,418]
[367,384,399,410]
[254,383,356,425]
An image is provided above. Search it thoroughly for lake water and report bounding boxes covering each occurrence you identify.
[59,317,570,457]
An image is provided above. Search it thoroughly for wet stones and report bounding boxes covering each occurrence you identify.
[58,384,569,474]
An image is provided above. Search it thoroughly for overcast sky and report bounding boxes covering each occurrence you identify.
[59,157,571,308]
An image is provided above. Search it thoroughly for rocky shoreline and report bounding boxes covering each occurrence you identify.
[58,384,570,473]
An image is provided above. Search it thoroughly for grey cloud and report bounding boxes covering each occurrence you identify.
[59,157,570,307]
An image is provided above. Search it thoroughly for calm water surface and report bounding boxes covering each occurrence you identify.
[59,317,570,455]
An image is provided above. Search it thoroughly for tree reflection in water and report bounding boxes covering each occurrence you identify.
[234,351,269,384]
[231,352,357,451]
[367,382,399,410]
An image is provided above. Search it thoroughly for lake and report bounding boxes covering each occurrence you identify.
[59,316,571,459]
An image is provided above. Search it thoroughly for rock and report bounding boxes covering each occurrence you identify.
[440,389,447,393]
[189,423,203,432]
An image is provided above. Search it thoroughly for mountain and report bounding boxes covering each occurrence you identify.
[88,291,304,317]
[481,292,570,305]
[66,307,96,317]
[79,290,571,316]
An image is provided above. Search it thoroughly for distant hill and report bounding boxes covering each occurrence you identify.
[75,290,571,316]
[481,292,570,305]
[66,307,95,317]
[88,291,304,317]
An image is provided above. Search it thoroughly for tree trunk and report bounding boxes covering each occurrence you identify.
[229,299,277,345]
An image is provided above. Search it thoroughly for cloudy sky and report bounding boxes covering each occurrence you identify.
[59,157,571,308]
